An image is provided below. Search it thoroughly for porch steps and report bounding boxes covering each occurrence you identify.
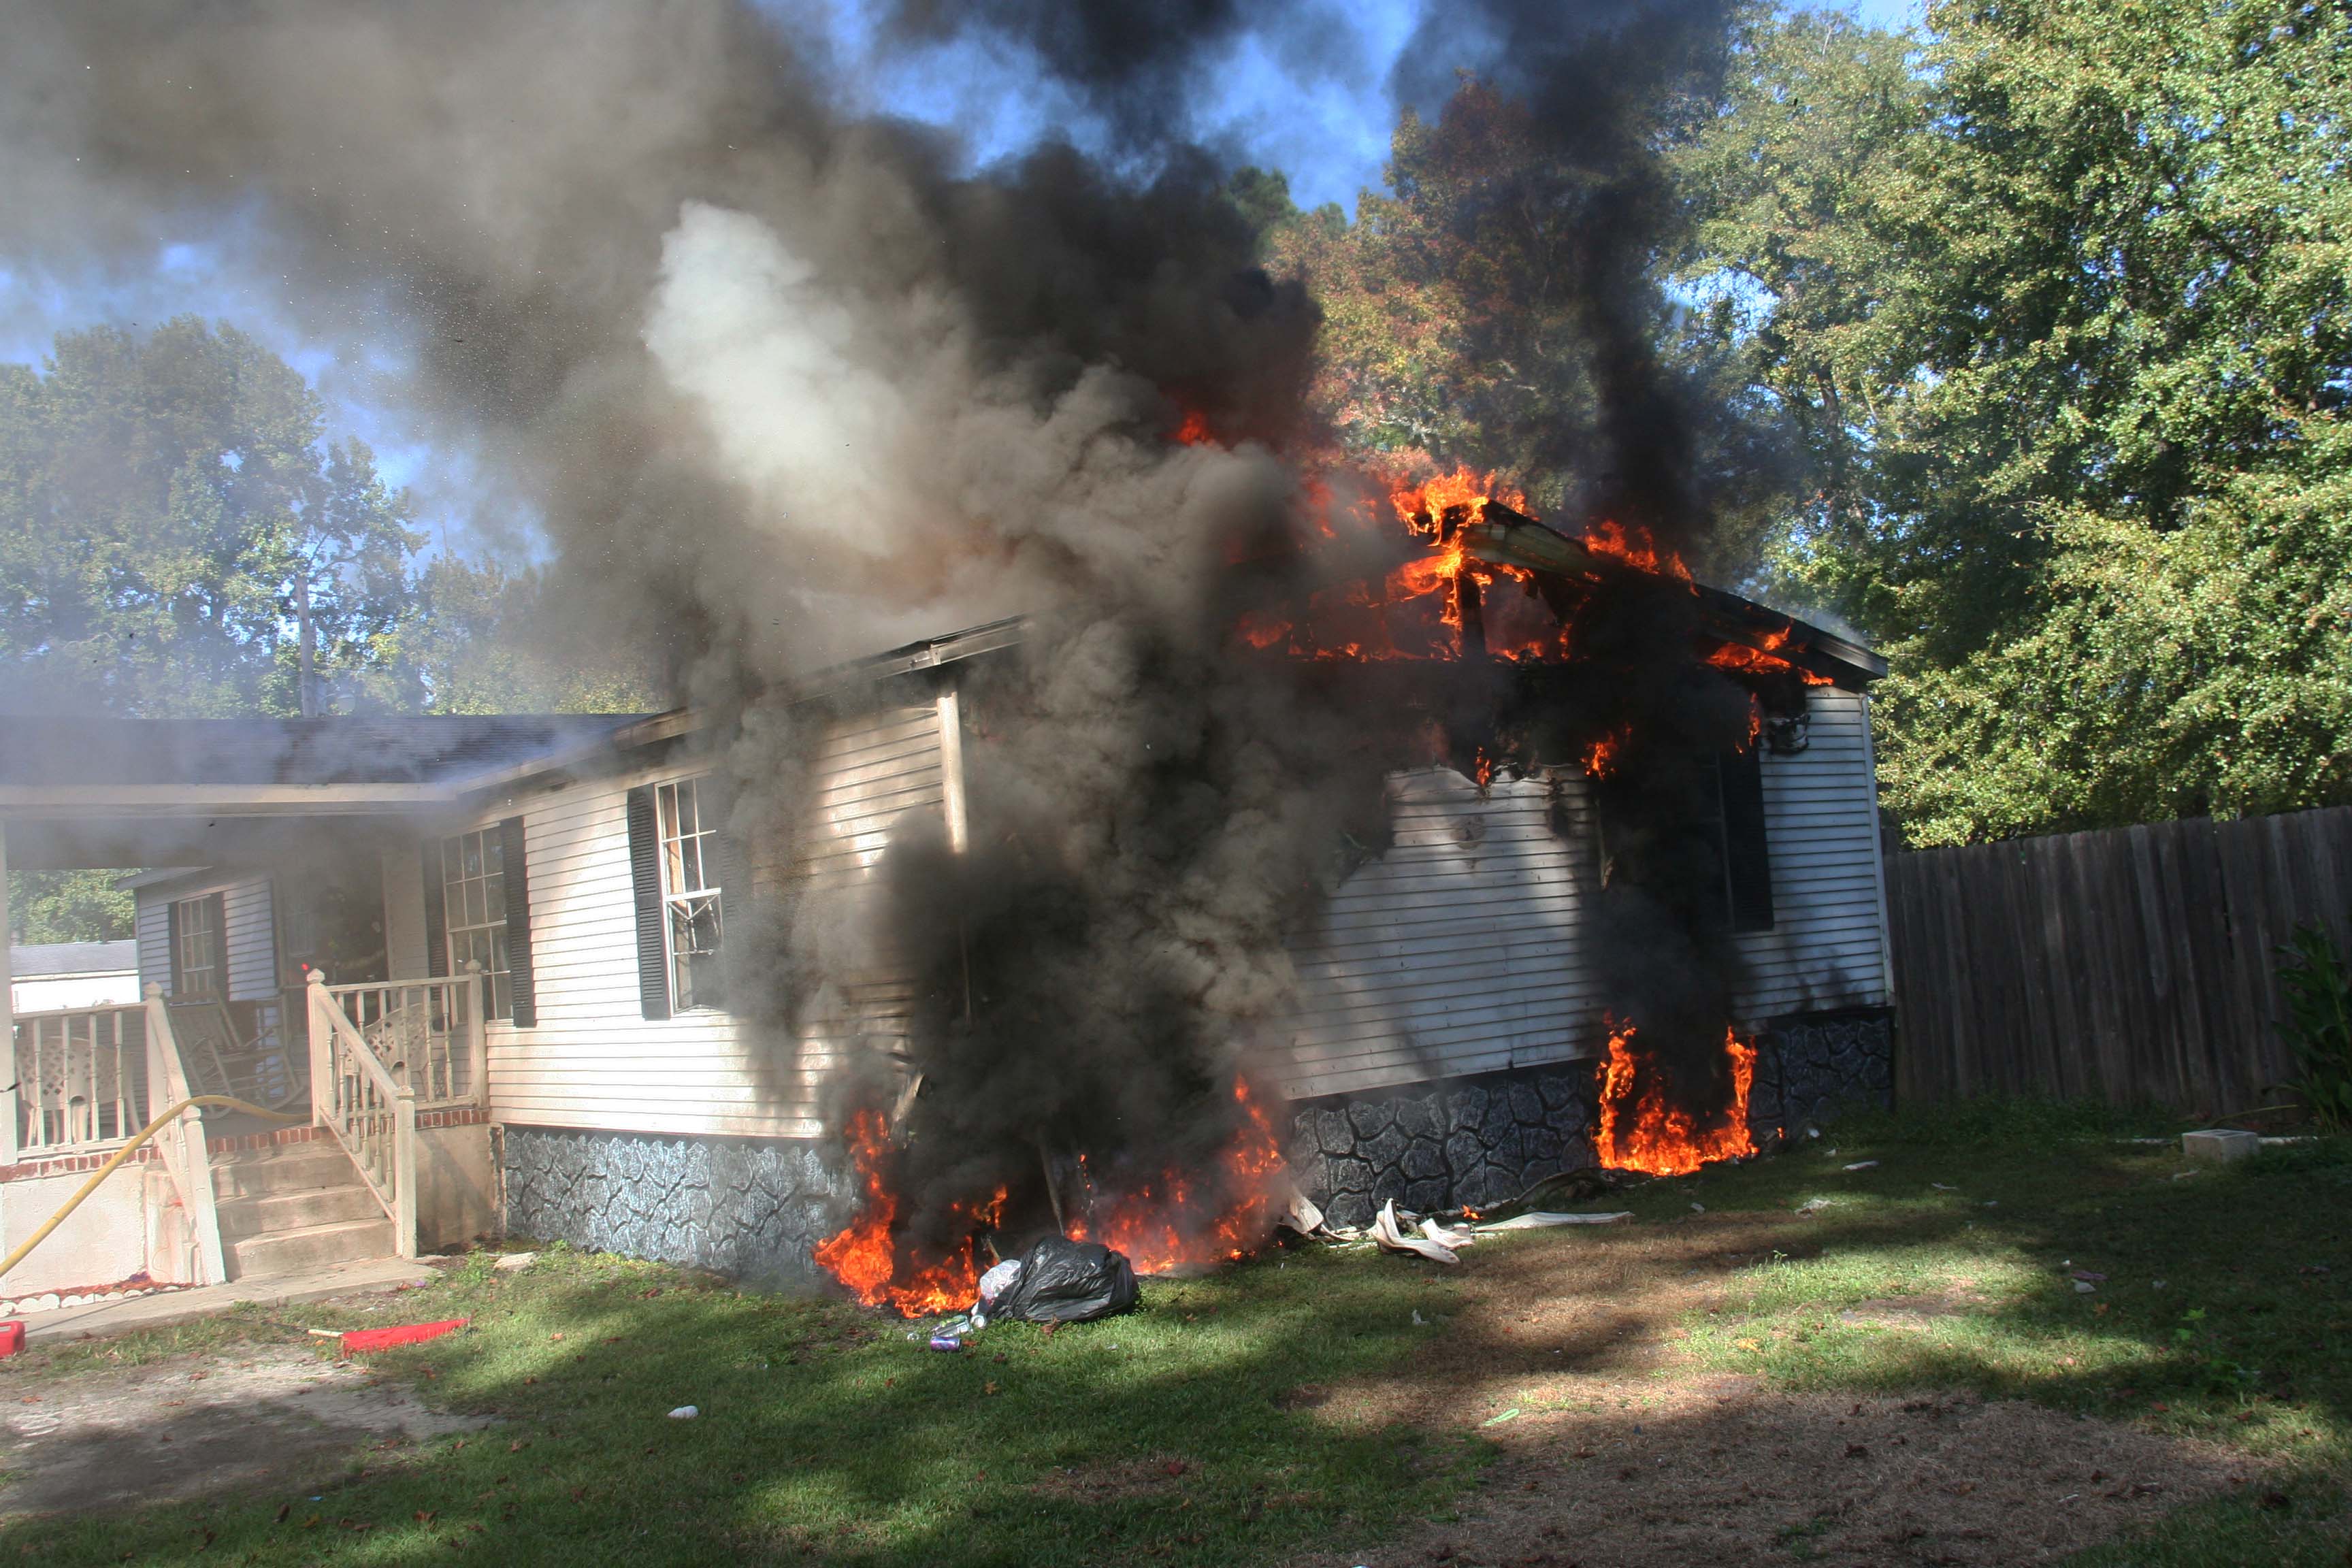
[210,1141,395,1282]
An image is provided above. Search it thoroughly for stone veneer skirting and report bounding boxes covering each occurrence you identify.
[1287,1007,1897,1227]
[500,1007,1895,1279]
[502,1125,853,1287]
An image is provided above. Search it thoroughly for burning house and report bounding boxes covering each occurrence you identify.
[3,0,1892,1313]
[0,480,1889,1305]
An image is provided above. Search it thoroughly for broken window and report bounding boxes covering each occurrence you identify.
[655,777,725,1012]
[1718,748,1775,932]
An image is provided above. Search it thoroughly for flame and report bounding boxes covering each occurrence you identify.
[1173,408,1217,446]
[1582,519,1691,581]
[813,1111,1007,1318]
[1582,730,1625,779]
[1708,625,1833,686]
[1592,1024,1757,1177]
[1473,748,1494,790]
[1069,1079,1285,1275]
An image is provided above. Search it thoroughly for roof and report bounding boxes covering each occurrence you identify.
[0,713,658,819]
[10,941,138,978]
[0,714,653,789]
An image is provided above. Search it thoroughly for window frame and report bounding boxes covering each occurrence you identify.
[438,826,514,1020]
[172,893,224,998]
[654,777,725,1013]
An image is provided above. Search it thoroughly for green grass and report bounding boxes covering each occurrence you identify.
[2,1241,1480,1566]
[5,1104,2348,1566]
[1637,1107,2352,1563]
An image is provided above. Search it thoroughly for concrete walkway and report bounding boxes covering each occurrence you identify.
[13,1257,437,1347]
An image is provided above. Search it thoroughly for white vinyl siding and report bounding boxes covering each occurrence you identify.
[1280,769,1601,1101]
[1279,685,1891,1101]
[1729,687,1893,1017]
[134,876,278,1002]
[135,898,170,998]
[487,704,947,1140]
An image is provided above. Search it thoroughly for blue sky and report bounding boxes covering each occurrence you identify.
[0,0,1925,549]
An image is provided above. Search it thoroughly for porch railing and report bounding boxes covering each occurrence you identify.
[306,973,418,1258]
[4,991,225,1282]
[10,1002,146,1158]
[321,976,487,1109]
[143,986,228,1282]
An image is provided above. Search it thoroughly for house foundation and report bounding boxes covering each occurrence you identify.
[1286,1005,1897,1226]
[501,1126,853,1287]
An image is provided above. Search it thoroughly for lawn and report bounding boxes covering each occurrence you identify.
[3,1102,2346,1567]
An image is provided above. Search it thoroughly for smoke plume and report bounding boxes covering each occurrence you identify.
[3,0,1759,1254]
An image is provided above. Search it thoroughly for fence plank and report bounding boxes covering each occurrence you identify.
[1888,805,2352,1114]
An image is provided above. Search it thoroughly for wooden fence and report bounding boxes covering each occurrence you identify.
[1886,806,2352,1114]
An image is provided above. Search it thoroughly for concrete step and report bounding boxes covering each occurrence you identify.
[210,1141,363,1201]
[227,1216,396,1281]
[216,1182,385,1243]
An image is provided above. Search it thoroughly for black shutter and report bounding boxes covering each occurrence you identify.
[421,839,448,979]
[626,785,672,1021]
[166,900,182,998]
[500,815,537,1028]
[1720,748,1775,932]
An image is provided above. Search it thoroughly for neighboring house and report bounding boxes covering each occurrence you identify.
[0,600,1893,1294]
[10,941,139,1015]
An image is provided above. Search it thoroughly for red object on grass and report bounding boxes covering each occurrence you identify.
[340,1318,468,1354]
[0,1322,24,1357]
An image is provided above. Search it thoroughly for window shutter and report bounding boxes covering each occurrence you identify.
[166,900,183,998]
[625,785,672,1021]
[421,840,448,979]
[500,815,536,1028]
[1719,749,1775,932]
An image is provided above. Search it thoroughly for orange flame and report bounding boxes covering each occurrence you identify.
[1582,519,1692,581]
[1173,408,1217,447]
[1068,1079,1285,1275]
[1708,625,1833,686]
[813,1111,1007,1318]
[1582,730,1626,779]
[1593,1024,1757,1177]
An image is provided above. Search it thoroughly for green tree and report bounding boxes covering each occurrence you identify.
[0,316,423,717]
[394,555,662,715]
[1676,0,2352,842]
[6,869,134,945]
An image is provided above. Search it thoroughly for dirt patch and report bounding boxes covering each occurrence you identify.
[1029,1454,1196,1502]
[0,1345,487,1516]
[1286,1214,2251,1567]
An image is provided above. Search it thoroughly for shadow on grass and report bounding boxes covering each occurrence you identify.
[0,1244,1485,1567]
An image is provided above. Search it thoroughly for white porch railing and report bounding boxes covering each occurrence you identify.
[321,977,487,1109]
[307,973,419,1258]
[4,990,226,1282]
[144,986,228,1283]
[11,1002,146,1157]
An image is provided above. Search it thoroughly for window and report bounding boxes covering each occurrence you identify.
[656,777,725,1011]
[1718,748,1775,932]
[172,894,223,996]
[438,828,512,1019]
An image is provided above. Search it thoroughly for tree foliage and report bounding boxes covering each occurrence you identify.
[0,316,423,716]
[1676,0,2352,843]
[6,870,134,945]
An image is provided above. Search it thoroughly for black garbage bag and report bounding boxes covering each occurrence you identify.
[987,1236,1139,1324]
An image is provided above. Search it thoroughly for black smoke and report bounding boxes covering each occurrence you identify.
[3,0,1766,1260]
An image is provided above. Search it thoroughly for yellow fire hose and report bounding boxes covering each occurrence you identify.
[0,1096,305,1283]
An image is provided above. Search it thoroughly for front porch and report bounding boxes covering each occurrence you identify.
[0,713,646,1297]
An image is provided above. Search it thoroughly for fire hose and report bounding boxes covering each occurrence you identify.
[0,1096,305,1284]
